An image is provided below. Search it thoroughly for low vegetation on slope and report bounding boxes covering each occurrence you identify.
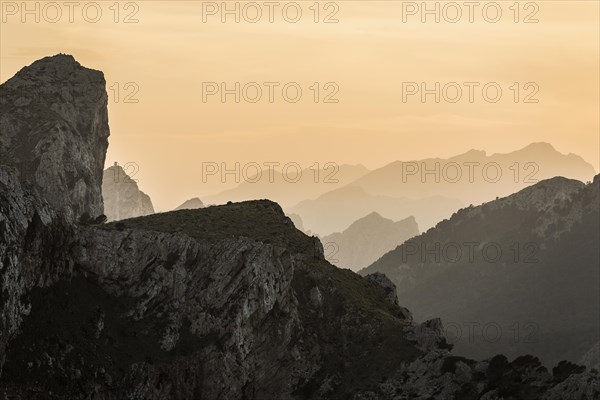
[102,200,315,254]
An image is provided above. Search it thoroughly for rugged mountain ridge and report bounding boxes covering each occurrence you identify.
[0,55,597,399]
[346,143,596,206]
[361,175,600,367]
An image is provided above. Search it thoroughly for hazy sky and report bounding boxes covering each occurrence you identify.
[1,1,598,210]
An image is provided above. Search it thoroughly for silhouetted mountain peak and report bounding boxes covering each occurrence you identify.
[321,212,419,271]
[358,211,384,221]
[521,141,556,152]
[452,148,487,159]
[174,197,204,210]
[102,164,154,221]
[347,212,417,232]
[343,211,389,232]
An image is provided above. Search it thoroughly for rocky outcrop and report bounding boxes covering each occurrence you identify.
[321,212,419,271]
[174,197,204,210]
[366,272,400,305]
[0,54,109,223]
[102,163,154,221]
[1,55,597,399]
[363,353,598,400]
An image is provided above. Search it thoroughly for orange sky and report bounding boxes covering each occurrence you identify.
[1,1,599,210]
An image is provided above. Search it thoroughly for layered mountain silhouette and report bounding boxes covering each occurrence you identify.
[102,163,154,221]
[290,144,596,235]
[320,212,419,271]
[347,144,596,205]
[203,164,369,208]
[202,144,595,237]
[1,54,597,399]
[174,197,204,210]
[361,175,600,367]
[291,185,462,235]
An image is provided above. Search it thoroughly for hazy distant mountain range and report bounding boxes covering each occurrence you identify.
[102,164,154,222]
[202,143,595,236]
[320,212,419,271]
[360,175,600,367]
[202,164,370,208]
[347,143,596,205]
[290,186,462,235]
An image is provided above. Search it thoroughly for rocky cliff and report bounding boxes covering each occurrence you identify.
[0,55,597,399]
[102,163,155,221]
[0,54,109,223]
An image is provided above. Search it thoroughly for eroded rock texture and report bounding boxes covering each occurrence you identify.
[0,54,109,223]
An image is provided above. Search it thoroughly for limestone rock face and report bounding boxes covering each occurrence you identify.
[102,164,154,221]
[0,54,109,222]
[0,166,74,374]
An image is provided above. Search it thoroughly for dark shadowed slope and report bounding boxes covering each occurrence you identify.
[361,175,600,367]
